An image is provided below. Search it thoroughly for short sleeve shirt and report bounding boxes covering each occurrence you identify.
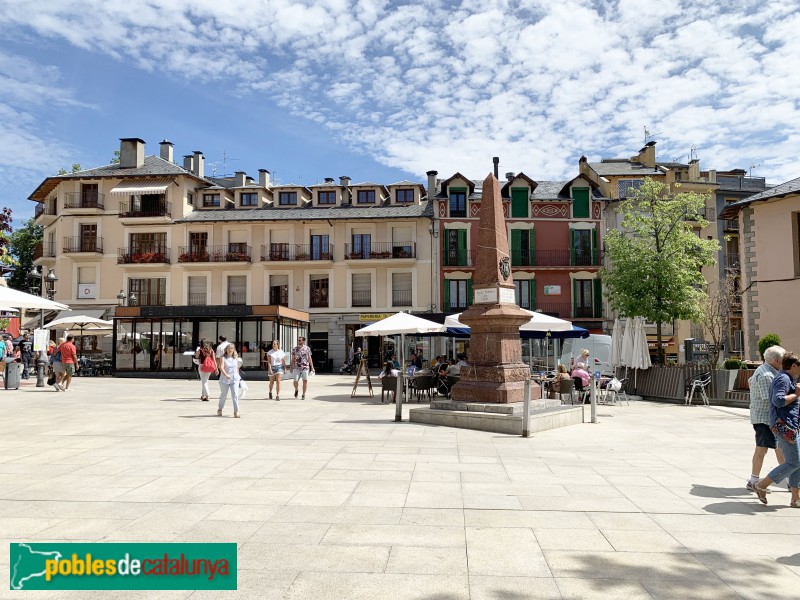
[292,346,312,371]
[267,349,286,366]
[59,342,77,365]
[215,341,230,359]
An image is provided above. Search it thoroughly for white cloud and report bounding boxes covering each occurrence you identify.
[1,0,799,187]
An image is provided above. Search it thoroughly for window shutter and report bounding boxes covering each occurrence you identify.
[593,279,602,318]
[591,227,597,266]
[466,279,473,307]
[511,229,521,265]
[530,279,536,311]
[443,279,450,311]
[457,229,466,250]
[569,229,576,266]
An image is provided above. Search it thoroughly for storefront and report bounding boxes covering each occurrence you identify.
[112,304,309,376]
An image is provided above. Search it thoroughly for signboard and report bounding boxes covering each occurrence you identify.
[33,328,49,352]
[499,287,515,304]
[358,313,393,322]
[543,285,561,296]
[78,284,96,299]
[474,287,498,304]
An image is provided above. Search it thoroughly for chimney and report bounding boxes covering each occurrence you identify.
[159,140,173,163]
[234,171,247,187]
[193,151,204,177]
[637,141,656,168]
[708,169,717,183]
[492,157,499,179]
[340,176,351,204]
[688,159,700,180]
[183,155,194,172]
[258,169,270,188]
[119,138,145,169]
[324,177,335,184]
[505,172,515,182]
[426,170,438,200]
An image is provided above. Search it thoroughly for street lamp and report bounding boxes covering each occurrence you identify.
[26,266,57,387]
[44,269,58,300]
[117,290,127,306]
[128,292,137,307]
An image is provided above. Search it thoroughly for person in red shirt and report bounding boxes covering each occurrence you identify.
[58,335,78,391]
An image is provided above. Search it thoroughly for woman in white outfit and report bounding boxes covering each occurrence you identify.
[217,344,242,418]
[267,340,286,401]
[194,338,216,401]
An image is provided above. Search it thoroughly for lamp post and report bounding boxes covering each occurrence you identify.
[27,267,57,387]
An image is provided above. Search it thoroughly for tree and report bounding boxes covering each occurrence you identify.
[758,334,782,360]
[7,218,43,292]
[602,178,719,364]
[696,272,737,367]
[110,150,120,164]
[57,164,81,175]
[0,207,12,266]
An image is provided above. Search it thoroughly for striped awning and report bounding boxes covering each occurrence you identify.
[109,178,173,195]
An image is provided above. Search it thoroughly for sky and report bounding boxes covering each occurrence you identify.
[1,0,799,224]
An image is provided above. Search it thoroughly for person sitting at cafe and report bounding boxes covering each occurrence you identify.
[571,362,590,388]
[410,353,422,370]
[549,364,571,399]
[436,359,449,375]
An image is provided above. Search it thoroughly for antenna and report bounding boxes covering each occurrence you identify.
[208,150,239,178]
[643,126,661,145]
[749,162,762,177]
[689,144,703,162]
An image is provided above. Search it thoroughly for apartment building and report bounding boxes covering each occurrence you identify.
[29,137,433,374]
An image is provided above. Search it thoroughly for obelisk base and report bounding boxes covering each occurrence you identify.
[451,364,540,404]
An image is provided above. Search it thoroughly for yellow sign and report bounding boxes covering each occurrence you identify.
[359,313,394,322]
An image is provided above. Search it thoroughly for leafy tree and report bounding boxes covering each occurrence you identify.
[0,207,12,266]
[758,333,782,360]
[110,150,120,164]
[57,164,81,175]
[602,178,719,364]
[7,218,44,291]
[696,272,737,368]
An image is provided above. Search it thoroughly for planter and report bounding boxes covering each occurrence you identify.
[712,369,738,398]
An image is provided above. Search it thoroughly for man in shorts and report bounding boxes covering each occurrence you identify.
[59,335,78,391]
[747,345,786,490]
[290,336,315,400]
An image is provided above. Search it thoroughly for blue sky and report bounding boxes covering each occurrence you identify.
[1,0,799,224]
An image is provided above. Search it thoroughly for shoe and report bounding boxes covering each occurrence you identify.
[269,392,273,399]
[754,485,769,505]
[746,480,758,492]
[216,409,223,416]
[294,389,298,398]
[57,383,65,391]
[301,395,305,400]
[790,499,800,508]
[276,396,280,401]
[234,412,240,418]
[201,396,209,402]
[52,384,60,392]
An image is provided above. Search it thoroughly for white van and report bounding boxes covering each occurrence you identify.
[560,335,613,376]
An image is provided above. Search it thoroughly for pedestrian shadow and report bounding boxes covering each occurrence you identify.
[777,553,800,567]
[177,415,221,418]
[702,500,777,514]
[690,484,749,498]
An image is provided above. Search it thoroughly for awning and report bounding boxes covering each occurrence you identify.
[109,178,173,195]
[647,336,675,349]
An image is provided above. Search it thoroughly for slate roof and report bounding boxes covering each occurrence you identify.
[175,201,434,223]
[588,160,665,177]
[719,176,800,219]
[530,181,606,201]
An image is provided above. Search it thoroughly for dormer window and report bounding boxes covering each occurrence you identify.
[397,189,414,203]
[279,191,297,206]
[319,191,336,205]
[203,193,220,207]
[357,190,375,204]
[241,192,258,207]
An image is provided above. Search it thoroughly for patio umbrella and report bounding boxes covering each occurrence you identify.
[45,315,113,358]
[609,318,624,372]
[620,317,635,368]
[0,285,69,311]
[445,309,575,333]
[629,317,651,394]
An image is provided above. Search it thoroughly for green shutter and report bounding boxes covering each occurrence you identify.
[511,188,528,218]
[591,227,597,266]
[530,228,536,266]
[594,279,602,318]
[466,279,473,307]
[444,279,450,311]
[573,188,590,218]
[457,229,467,266]
[530,279,536,311]
[510,229,521,266]
[569,229,576,266]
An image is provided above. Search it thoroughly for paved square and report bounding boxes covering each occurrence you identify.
[1,375,798,598]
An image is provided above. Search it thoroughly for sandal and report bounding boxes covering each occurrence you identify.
[790,499,800,508]
[216,409,222,416]
[234,412,240,418]
[754,485,768,505]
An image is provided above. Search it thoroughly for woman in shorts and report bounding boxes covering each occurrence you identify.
[50,337,66,391]
[267,340,286,401]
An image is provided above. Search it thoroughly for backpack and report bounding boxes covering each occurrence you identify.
[200,352,217,373]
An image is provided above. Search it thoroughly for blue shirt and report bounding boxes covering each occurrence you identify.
[769,370,798,430]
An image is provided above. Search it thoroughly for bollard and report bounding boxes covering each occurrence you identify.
[35,352,47,387]
[395,374,404,422]
[522,376,532,437]
[590,374,598,424]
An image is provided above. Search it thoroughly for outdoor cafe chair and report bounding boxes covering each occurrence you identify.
[555,378,574,405]
[380,375,398,404]
[572,377,590,405]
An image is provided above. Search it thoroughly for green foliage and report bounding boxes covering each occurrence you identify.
[57,164,81,175]
[7,218,44,291]
[723,358,745,369]
[0,207,13,266]
[110,150,120,164]
[602,178,719,324]
[758,333,782,359]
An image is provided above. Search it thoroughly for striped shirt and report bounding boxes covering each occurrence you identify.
[749,362,778,425]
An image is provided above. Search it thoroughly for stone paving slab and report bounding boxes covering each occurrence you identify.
[0,376,798,598]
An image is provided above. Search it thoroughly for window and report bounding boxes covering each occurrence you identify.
[310,235,330,260]
[444,278,472,311]
[392,272,412,307]
[81,184,99,207]
[318,191,336,205]
[129,278,167,306]
[351,234,371,258]
[617,179,644,199]
[279,191,297,205]
[77,267,96,299]
[203,194,220,207]
[444,229,469,266]
[352,273,371,307]
[573,279,601,318]
[310,275,329,308]
[269,275,289,306]
[396,189,414,203]
[449,189,467,217]
[510,229,534,266]
[227,275,247,305]
[240,193,258,206]
[131,232,166,253]
[570,229,596,266]
[187,192,193,206]
[511,188,528,218]
[514,280,535,310]
[80,224,98,252]
[572,187,590,218]
[187,276,206,305]
[189,232,208,253]
[357,190,375,204]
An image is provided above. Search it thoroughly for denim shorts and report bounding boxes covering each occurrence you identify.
[270,365,284,375]
[294,368,309,381]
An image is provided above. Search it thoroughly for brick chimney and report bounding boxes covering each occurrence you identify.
[636,141,656,168]
[234,171,247,187]
[688,159,700,180]
[183,155,194,172]
[119,138,145,169]
[340,176,351,204]
[193,151,204,177]
[426,170,438,200]
[159,140,173,163]
[258,169,270,188]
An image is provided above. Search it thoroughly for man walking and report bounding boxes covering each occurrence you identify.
[290,336,314,400]
[59,335,78,391]
[747,345,786,491]
[19,334,33,379]
[215,335,230,370]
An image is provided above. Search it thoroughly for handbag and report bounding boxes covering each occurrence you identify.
[200,353,217,373]
[772,418,797,444]
[47,370,56,386]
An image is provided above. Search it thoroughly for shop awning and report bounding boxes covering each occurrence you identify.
[647,336,674,349]
[109,178,173,195]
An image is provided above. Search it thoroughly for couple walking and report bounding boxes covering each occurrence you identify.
[195,336,242,418]
[266,337,315,401]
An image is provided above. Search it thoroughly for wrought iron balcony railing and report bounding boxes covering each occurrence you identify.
[64,192,104,210]
[392,289,412,306]
[262,243,334,261]
[117,247,171,264]
[119,199,171,218]
[351,290,372,307]
[63,236,103,253]
[177,244,251,263]
[344,242,415,260]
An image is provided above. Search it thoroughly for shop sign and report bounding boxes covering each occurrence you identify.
[359,313,393,322]
[543,285,561,295]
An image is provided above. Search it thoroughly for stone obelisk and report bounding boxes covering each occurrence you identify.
[450,173,539,404]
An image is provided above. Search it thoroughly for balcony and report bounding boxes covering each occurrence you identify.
[392,289,412,307]
[177,244,251,263]
[685,206,716,223]
[537,302,572,319]
[725,253,741,269]
[722,218,739,231]
[444,249,476,267]
[227,291,247,305]
[131,293,166,307]
[188,293,207,306]
[64,192,104,210]
[34,202,57,221]
[33,242,56,261]
[574,306,599,319]
[119,199,171,219]
[63,236,103,254]
[527,250,600,267]
[344,242,415,260]
[269,288,289,307]
[511,248,535,267]
[117,247,171,265]
[731,294,743,313]
[352,290,372,307]
[310,291,329,308]
[262,243,334,262]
